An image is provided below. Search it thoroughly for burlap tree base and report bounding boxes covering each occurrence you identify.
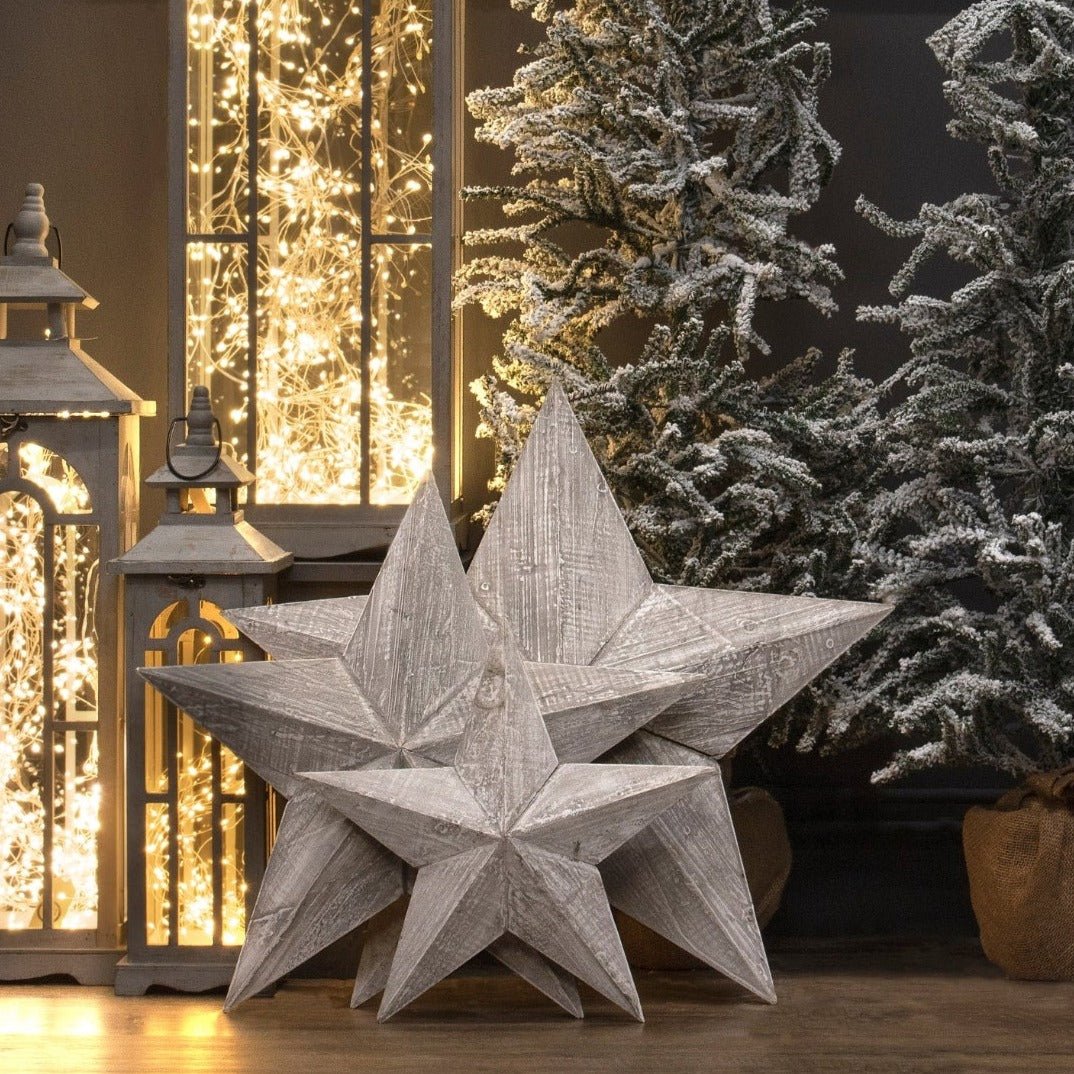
[964,766,1074,981]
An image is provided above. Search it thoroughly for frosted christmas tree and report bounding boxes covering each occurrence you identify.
[828,0,1074,779]
[458,0,878,610]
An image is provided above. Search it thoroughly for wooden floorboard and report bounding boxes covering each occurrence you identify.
[1,945,1071,1074]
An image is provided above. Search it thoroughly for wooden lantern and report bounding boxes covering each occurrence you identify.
[111,386,291,995]
[169,0,462,559]
[0,183,154,984]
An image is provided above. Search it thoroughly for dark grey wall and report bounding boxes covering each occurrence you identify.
[0,0,1002,938]
[0,0,169,528]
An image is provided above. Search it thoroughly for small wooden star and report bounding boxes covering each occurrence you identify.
[302,627,715,1021]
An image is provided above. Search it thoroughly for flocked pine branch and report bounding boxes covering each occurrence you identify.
[826,0,1074,780]
[458,0,879,636]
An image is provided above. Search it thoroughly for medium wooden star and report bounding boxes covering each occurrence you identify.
[465,383,892,1001]
[302,627,715,1021]
[141,478,697,1014]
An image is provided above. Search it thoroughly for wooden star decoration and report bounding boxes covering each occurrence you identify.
[233,387,890,1005]
[302,626,715,1021]
[465,383,892,1002]
[141,478,698,1015]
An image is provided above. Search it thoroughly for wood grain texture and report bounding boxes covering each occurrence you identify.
[225,792,403,1011]
[597,584,890,758]
[600,732,775,1002]
[6,947,1070,1074]
[226,596,369,659]
[467,384,892,1001]
[230,599,695,765]
[303,636,714,1021]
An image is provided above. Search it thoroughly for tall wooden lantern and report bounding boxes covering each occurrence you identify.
[111,386,291,995]
[170,0,462,558]
[0,183,154,984]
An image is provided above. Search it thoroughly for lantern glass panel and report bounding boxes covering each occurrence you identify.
[143,600,249,949]
[371,1,433,232]
[1,444,102,935]
[182,0,437,509]
[219,801,246,946]
[144,802,171,946]
[143,650,170,794]
[51,523,100,724]
[175,705,216,947]
[20,444,92,514]
[51,728,100,929]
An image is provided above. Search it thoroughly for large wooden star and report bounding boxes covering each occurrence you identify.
[141,478,697,1014]
[464,383,892,1001]
[302,627,715,1021]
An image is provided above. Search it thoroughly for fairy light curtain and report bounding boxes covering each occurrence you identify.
[172,0,459,556]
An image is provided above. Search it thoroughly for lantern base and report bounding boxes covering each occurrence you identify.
[113,956,255,997]
[0,946,123,986]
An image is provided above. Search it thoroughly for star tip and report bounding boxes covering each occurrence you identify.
[222,981,249,1013]
[544,378,567,401]
[376,997,401,1022]
[350,980,380,1009]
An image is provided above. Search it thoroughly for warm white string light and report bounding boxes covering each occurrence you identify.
[0,442,100,931]
[186,0,434,506]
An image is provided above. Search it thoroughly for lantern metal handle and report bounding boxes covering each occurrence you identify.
[165,415,223,482]
[3,222,61,265]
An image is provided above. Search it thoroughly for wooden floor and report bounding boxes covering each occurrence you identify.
[1,944,1071,1074]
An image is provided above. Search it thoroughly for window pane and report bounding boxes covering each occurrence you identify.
[371,0,433,235]
[369,242,432,504]
[187,0,250,234]
[186,242,250,464]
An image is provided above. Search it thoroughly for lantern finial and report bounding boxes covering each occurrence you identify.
[11,183,50,260]
[185,385,216,447]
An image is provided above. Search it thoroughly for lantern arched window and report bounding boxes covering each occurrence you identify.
[169,0,461,559]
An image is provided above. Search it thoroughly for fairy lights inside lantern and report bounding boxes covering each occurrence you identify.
[173,0,459,556]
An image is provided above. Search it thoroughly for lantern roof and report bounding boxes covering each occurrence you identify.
[0,184,97,306]
[144,387,255,491]
[0,184,154,417]
[0,340,154,415]
[110,516,292,576]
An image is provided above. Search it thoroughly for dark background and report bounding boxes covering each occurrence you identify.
[0,0,1006,941]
